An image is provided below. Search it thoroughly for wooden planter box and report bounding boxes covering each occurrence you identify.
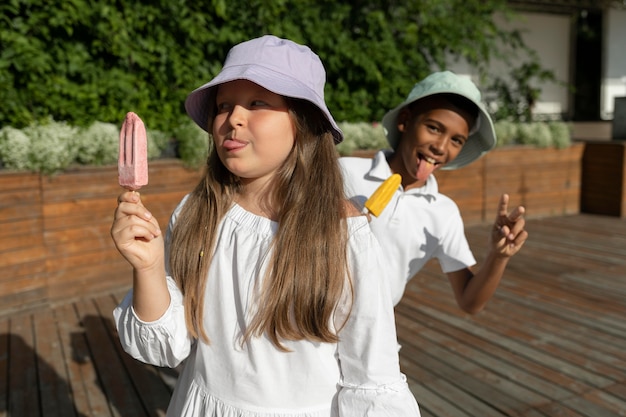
[427,143,584,225]
[580,141,626,217]
[0,144,585,312]
[0,160,202,314]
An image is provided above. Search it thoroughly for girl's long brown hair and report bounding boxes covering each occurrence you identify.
[168,98,352,350]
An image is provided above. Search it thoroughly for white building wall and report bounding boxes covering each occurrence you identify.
[510,12,571,116]
[447,8,625,121]
[447,11,571,118]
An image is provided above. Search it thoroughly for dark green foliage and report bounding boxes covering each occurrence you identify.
[1,0,550,132]
[1,0,227,131]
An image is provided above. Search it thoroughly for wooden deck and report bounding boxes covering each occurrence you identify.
[1,214,625,417]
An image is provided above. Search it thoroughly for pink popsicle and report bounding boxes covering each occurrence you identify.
[118,112,148,190]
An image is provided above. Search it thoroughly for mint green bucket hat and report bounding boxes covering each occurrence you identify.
[381,70,496,170]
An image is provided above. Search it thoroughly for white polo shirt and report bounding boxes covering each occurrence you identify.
[339,150,476,305]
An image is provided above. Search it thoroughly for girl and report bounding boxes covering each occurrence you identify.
[111,35,420,416]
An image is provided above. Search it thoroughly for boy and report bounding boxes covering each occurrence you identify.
[340,71,528,311]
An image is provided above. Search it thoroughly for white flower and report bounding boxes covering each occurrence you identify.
[0,126,32,171]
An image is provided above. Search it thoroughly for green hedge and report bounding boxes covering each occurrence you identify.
[493,120,572,149]
[1,0,544,132]
[0,119,571,174]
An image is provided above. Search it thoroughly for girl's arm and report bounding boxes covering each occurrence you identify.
[111,191,170,320]
[112,192,192,368]
[113,276,191,368]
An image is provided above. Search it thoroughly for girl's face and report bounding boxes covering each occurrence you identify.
[390,96,472,189]
[213,80,296,188]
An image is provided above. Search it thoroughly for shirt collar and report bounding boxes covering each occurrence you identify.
[366,150,394,181]
[367,150,440,198]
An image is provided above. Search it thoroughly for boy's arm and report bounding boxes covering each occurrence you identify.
[446,194,528,314]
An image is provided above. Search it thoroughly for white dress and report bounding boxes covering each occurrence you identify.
[114,199,421,417]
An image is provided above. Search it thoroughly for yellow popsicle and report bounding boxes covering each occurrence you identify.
[364,173,402,217]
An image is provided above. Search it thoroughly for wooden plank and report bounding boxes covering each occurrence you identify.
[40,161,198,203]
[435,161,485,226]
[54,303,112,417]
[8,314,39,417]
[0,282,48,321]
[74,299,147,417]
[0,292,48,318]
[400,290,614,389]
[32,309,77,417]
[0,220,44,252]
[0,318,8,417]
[403,372,475,417]
[0,187,41,205]
[411,264,623,357]
[399,350,509,417]
[95,294,173,417]
[44,247,126,274]
[41,169,122,202]
[397,297,619,415]
[0,175,41,225]
[397,309,584,401]
[492,273,626,338]
[0,266,47,290]
[0,217,42,239]
[437,145,584,224]
[0,270,47,312]
[483,144,583,220]
[489,291,626,364]
[396,305,573,408]
[42,198,117,230]
[461,297,626,382]
[398,331,540,415]
[0,171,40,190]
[41,191,182,238]
[579,387,626,416]
[47,264,131,302]
[605,381,626,402]
[44,224,115,257]
[0,203,41,223]
[0,245,46,269]
[0,275,47,297]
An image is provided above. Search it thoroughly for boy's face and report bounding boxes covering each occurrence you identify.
[390,96,473,189]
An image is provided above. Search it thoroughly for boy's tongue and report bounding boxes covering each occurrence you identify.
[416,157,437,182]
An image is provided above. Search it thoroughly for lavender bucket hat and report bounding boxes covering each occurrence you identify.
[382,71,496,170]
[184,35,343,143]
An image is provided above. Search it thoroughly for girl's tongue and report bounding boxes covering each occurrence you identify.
[416,156,437,182]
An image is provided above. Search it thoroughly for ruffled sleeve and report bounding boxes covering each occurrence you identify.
[113,276,192,368]
[337,218,421,416]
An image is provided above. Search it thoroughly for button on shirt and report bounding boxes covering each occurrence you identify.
[339,150,476,305]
